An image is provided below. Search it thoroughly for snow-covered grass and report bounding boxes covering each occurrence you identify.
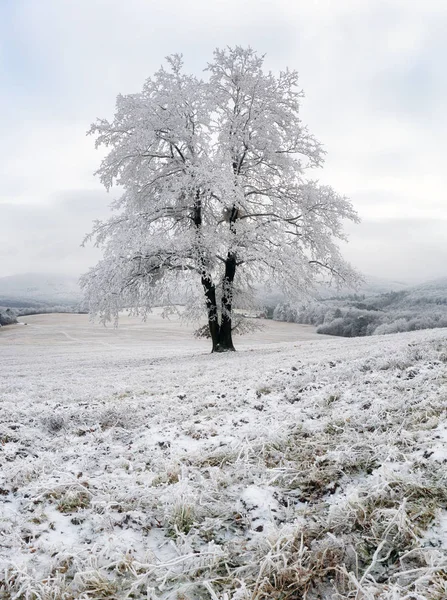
[1,315,447,599]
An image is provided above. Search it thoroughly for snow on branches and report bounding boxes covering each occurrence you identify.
[81,47,360,351]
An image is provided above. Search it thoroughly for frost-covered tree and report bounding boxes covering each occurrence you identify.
[0,308,18,326]
[81,47,359,352]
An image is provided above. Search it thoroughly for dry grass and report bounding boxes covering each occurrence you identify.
[2,329,447,599]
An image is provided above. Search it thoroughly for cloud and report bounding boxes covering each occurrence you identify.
[0,191,111,277]
[1,0,446,282]
[343,217,447,283]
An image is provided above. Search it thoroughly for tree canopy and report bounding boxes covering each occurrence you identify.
[81,47,359,351]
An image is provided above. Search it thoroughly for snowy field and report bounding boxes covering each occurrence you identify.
[1,315,447,599]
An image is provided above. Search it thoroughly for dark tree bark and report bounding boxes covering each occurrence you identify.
[213,204,239,352]
[193,192,224,352]
[201,274,220,352]
[216,252,236,352]
[195,192,238,352]
[201,268,236,352]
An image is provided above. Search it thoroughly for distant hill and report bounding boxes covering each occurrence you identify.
[401,277,447,305]
[274,276,447,337]
[357,275,410,295]
[0,273,82,307]
[256,275,411,308]
[317,275,410,299]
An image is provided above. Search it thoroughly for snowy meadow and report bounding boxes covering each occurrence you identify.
[1,315,447,599]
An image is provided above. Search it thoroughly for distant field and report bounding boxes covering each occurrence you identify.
[1,310,322,351]
[1,315,447,599]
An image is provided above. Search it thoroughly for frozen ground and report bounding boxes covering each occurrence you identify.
[1,315,447,599]
[0,310,322,348]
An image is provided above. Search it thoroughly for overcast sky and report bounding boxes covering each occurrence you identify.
[1,0,446,284]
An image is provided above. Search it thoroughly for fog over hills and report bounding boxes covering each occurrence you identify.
[274,274,447,337]
[317,274,410,298]
[1,272,445,310]
[0,273,82,306]
[407,276,447,298]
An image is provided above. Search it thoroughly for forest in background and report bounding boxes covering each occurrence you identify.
[273,278,447,337]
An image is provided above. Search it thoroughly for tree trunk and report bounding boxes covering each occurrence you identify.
[215,252,237,352]
[216,323,235,351]
[201,275,221,352]
[194,192,223,353]
[196,194,237,352]
[213,204,239,352]
[201,260,237,352]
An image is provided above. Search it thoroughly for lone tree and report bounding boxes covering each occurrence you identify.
[81,47,359,352]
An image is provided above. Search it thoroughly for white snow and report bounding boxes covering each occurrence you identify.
[1,314,447,599]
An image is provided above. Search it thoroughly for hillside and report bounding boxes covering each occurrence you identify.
[0,272,410,312]
[317,274,410,298]
[0,273,82,306]
[274,277,447,337]
[399,276,447,305]
[1,314,447,599]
